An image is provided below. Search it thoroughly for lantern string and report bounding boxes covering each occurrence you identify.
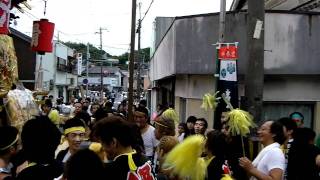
[43,0,47,17]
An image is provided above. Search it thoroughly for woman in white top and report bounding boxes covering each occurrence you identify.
[239,120,285,180]
[177,123,190,142]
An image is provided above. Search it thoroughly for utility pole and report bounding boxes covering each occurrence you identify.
[219,0,226,43]
[128,0,137,122]
[136,2,142,101]
[213,0,226,129]
[96,27,108,102]
[86,43,90,98]
[244,0,265,124]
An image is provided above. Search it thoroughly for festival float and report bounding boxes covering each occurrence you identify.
[0,0,55,129]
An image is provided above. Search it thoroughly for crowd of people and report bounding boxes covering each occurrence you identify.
[0,95,320,180]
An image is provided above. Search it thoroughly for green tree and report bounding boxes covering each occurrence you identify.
[116,48,150,70]
[140,47,150,62]
[64,42,112,60]
[63,41,150,70]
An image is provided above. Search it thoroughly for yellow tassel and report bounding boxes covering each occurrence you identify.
[161,108,179,124]
[89,142,102,153]
[163,135,206,180]
[221,174,234,180]
[128,153,137,171]
[201,91,219,111]
[227,109,256,136]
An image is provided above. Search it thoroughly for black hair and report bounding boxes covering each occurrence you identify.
[65,149,105,180]
[44,99,53,108]
[157,104,165,110]
[42,96,48,101]
[289,112,304,121]
[278,117,297,131]
[82,105,89,112]
[93,116,137,148]
[292,127,316,144]
[63,117,86,131]
[21,116,61,164]
[121,100,127,105]
[105,101,113,109]
[56,98,63,105]
[287,127,318,179]
[94,107,108,122]
[139,99,147,106]
[196,118,208,129]
[186,116,197,124]
[206,130,227,158]
[74,102,82,106]
[135,106,149,117]
[270,121,286,145]
[178,122,190,137]
[0,126,19,156]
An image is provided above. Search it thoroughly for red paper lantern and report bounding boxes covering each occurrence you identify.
[0,0,11,34]
[31,19,55,55]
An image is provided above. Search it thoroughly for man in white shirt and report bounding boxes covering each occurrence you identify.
[134,106,158,160]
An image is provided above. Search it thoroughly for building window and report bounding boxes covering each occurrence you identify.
[57,57,68,72]
[263,102,314,128]
[58,86,64,98]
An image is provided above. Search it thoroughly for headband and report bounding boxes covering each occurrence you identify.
[64,126,85,135]
[154,121,169,128]
[0,134,19,151]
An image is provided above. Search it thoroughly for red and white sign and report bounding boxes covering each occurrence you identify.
[218,46,238,59]
[127,162,155,180]
[0,0,11,34]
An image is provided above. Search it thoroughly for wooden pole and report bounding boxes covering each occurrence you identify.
[128,0,137,122]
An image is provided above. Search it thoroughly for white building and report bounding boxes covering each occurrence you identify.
[35,41,78,102]
[78,66,124,94]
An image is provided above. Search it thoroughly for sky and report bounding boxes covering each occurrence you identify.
[12,0,233,56]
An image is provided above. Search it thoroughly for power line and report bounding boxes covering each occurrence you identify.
[141,0,154,22]
[16,9,130,53]
[23,9,39,20]
[103,45,130,50]
[57,31,94,36]
[19,9,92,43]
[93,44,130,50]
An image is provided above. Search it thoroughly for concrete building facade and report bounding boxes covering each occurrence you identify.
[150,12,320,130]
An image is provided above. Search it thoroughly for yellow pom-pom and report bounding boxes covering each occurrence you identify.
[163,135,206,180]
[162,108,179,124]
[221,174,234,180]
[227,109,256,136]
[201,91,219,111]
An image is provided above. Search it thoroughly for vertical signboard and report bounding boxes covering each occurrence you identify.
[215,43,239,129]
[77,53,82,76]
